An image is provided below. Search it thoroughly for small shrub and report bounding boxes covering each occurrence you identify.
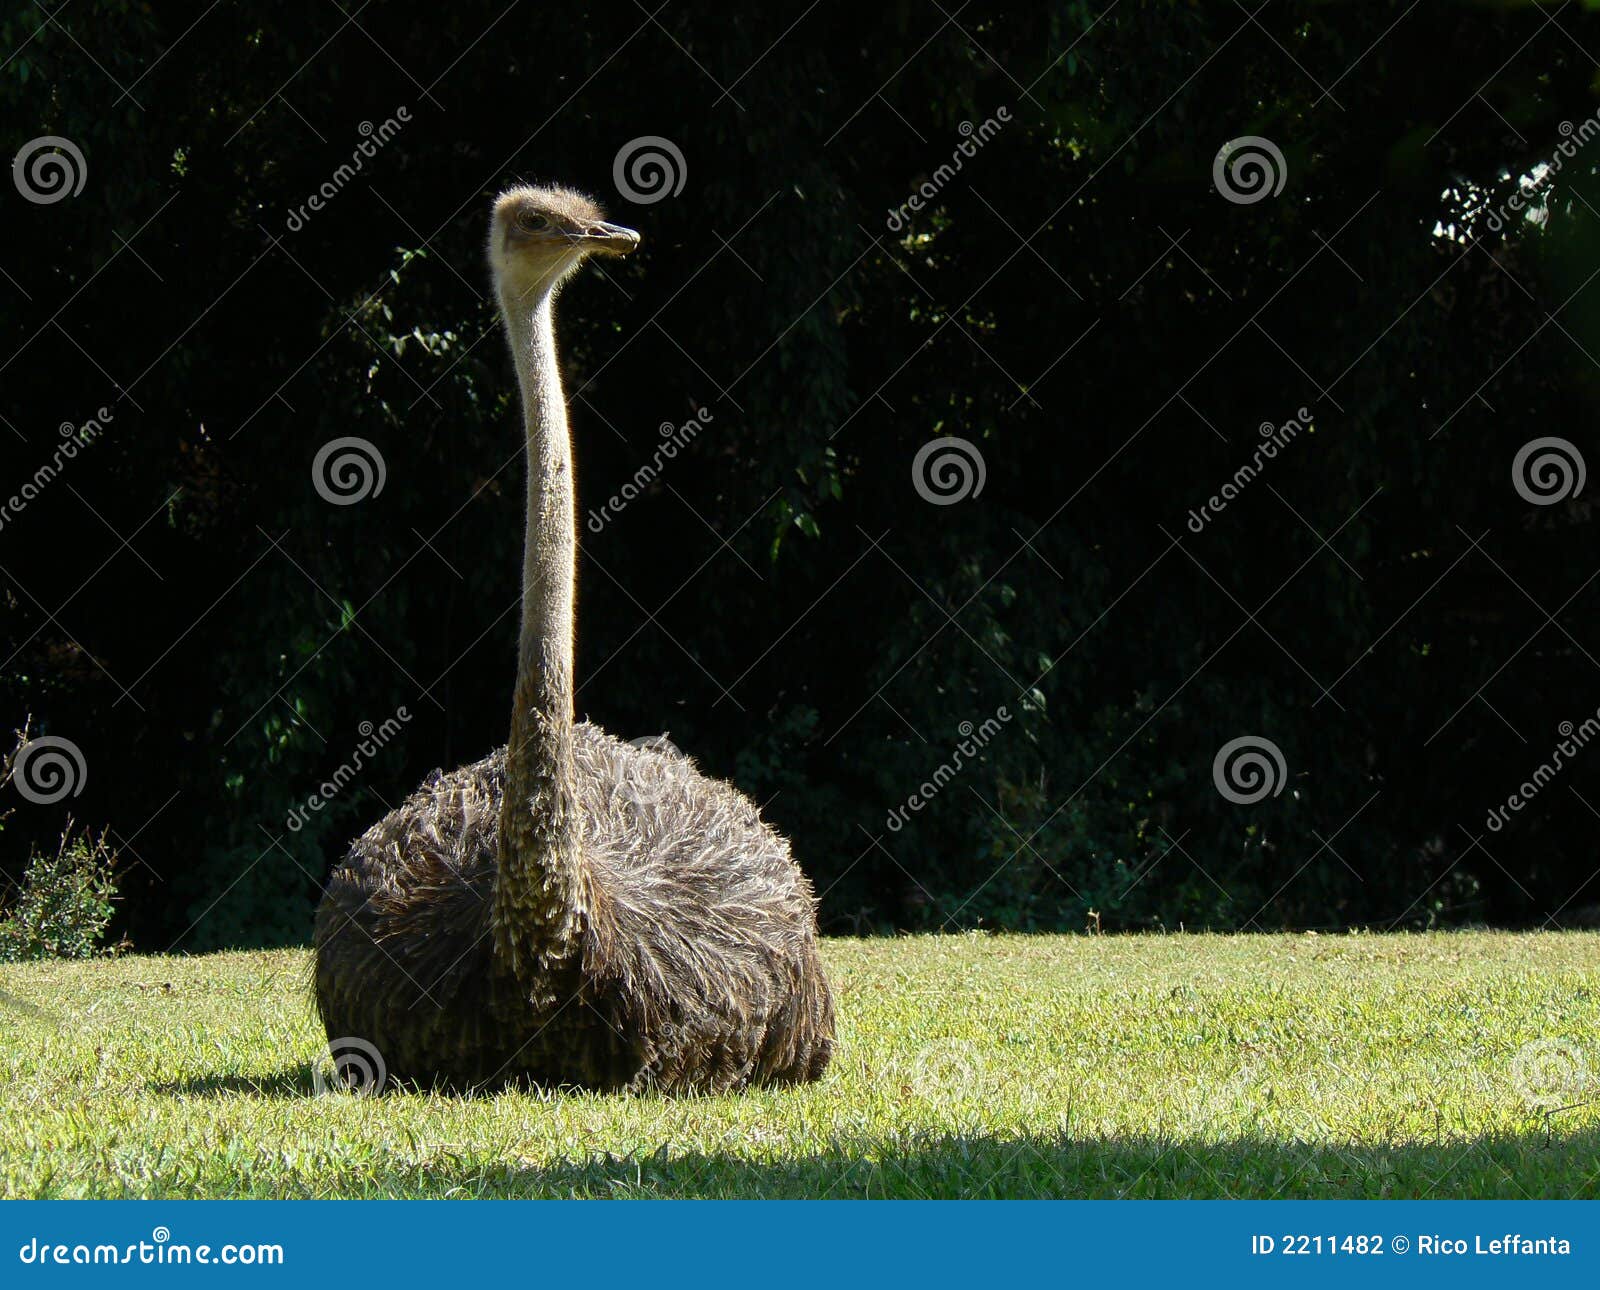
[0,826,120,963]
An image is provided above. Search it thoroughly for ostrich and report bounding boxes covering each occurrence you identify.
[312,186,835,1092]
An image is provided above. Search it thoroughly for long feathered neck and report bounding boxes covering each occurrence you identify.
[492,279,588,977]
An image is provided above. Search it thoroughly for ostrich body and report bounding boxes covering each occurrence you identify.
[312,186,834,1092]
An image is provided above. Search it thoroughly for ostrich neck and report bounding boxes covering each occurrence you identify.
[493,285,588,978]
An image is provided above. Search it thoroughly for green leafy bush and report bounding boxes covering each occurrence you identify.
[0,827,119,963]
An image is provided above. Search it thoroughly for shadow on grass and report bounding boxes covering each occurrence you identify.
[150,1062,1600,1197]
[153,1065,566,1100]
[403,1125,1600,1199]
[155,1064,321,1098]
[148,1057,1600,1199]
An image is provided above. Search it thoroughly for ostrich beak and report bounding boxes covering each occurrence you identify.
[582,221,640,256]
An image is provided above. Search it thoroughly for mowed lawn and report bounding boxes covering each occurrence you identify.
[1,933,1597,1199]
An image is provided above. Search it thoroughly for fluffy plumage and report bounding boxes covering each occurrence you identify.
[314,727,835,1092]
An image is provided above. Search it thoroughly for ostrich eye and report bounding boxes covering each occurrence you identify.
[518,210,550,231]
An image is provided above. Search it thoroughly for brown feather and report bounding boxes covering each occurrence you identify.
[313,727,835,1092]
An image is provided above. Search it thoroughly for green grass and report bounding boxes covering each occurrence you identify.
[2,932,1597,1198]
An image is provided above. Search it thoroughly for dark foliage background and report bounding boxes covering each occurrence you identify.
[4,0,1600,948]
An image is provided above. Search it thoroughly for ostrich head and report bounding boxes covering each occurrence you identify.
[488,184,638,302]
